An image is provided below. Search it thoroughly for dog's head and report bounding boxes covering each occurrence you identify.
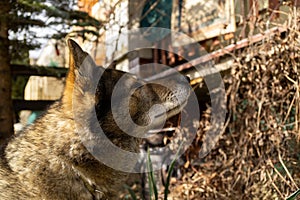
[64,39,191,140]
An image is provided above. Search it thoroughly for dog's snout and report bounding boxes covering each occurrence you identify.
[185,76,190,83]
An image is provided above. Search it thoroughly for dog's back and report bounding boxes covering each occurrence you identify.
[0,40,191,199]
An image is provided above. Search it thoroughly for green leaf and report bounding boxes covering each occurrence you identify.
[124,184,137,200]
[164,143,183,200]
[286,189,300,200]
[147,148,158,200]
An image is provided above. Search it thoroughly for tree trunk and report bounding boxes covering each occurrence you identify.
[0,0,13,144]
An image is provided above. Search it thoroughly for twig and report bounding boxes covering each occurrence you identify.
[278,153,299,190]
[266,170,285,199]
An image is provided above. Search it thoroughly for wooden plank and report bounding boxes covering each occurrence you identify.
[146,26,286,81]
[13,100,56,112]
[11,64,68,77]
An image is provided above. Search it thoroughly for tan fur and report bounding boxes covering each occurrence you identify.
[0,39,190,199]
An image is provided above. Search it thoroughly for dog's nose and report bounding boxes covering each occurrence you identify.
[185,76,190,82]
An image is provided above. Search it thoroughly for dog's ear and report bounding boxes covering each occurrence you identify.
[63,39,102,109]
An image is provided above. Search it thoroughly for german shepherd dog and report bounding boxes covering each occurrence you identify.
[0,39,191,199]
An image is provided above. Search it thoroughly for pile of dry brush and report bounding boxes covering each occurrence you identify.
[169,8,300,200]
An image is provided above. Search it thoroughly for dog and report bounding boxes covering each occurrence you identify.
[0,39,191,199]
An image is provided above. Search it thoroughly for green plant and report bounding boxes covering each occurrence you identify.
[286,189,300,200]
[124,184,137,200]
[163,144,183,200]
[126,143,183,200]
[147,148,158,200]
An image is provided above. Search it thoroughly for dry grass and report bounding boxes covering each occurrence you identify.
[120,6,300,200]
[167,6,300,200]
